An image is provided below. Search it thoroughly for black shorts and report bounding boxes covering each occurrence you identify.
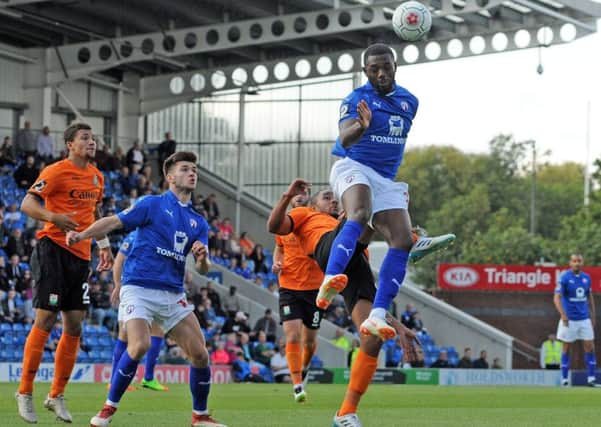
[279,288,325,329]
[313,220,376,313]
[31,237,91,312]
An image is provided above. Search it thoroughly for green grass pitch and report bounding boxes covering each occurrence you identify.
[1,383,600,426]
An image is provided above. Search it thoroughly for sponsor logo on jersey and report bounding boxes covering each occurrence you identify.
[69,189,100,200]
[32,180,46,192]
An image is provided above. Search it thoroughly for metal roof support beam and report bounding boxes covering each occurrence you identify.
[44,0,504,84]
[512,0,597,31]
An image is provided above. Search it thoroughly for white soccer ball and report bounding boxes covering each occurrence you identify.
[392,1,432,42]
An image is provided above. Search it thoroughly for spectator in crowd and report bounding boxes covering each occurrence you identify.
[331,327,351,352]
[225,233,242,260]
[102,196,117,216]
[15,120,36,158]
[222,286,241,319]
[458,347,473,368]
[252,308,277,342]
[271,339,291,383]
[0,216,10,243]
[328,305,353,329]
[411,346,425,368]
[94,141,114,171]
[473,350,489,369]
[0,136,17,168]
[401,303,417,329]
[118,166,134,194]
[348,338,361,367]
[237,332,253,361]
[266,281,279,298]
[210,340,231,365]
[253,276,264,288]
[44,320,62,353]
[1,287,24,323]
[239,232,255,258]
[252,331,275,366]
[540,333,561,370]
[16,269,34,323]
[113,145,126,169]
[89,280,117,330]
[431,350,453,368]
[250,244,269,275]
[224,332,241,361]
[385,337,403,368]
[492,357,503,369]
[14,155,39,189]
[203,194,220,220]
[222,311,251,334]
[218,217,234,249]
[6,254,23,282]
[157,132,176,175]
[205,282,223,315]
[412,312,424,333]
[232,351,265,383]
[36,126,54,163]
[192,194,204,214]
[4,203,23,226]
[208,218,220,250]
[237,259,252,280]
[163,336,187,364]
[6,228,27,259]
[125,140,146,172]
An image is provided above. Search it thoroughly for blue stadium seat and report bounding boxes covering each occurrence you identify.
[86,336,99,347]
[88,350,101,363]
[13,349,24,361]
[448,355,459,367]
[99,350,113,362]
[42,351,53,362]
[77,351,90,363]
[0,350,10,361]
[12,323,24,331]
[84,325,99,336]
[1,323,12,332]
[24,323,32,332]
[98,336,112,348]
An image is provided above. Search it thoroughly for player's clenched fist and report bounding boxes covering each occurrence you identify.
[191,241,207,260]
[272,261,283,274]
[65,230,83,246]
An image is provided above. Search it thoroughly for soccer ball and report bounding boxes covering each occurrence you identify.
[391,1,432,42]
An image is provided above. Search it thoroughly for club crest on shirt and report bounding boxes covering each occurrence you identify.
[93,175,99,187]
[400,101,409,112]
[190,219,197,228]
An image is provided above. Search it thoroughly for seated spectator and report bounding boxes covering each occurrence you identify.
[253,276,264,288]
[385,337,404,368]
[238,260,252,280]
[222,311,251,334]
[412,312,424,333]
[89,280,117,330]
[4,204,23,226]
[232,351,265,383]
[401,303,417,329]
[14,155,39,189]
[271,339,290,383]
[492,357,503,369]
[45,320,62,352]
[431,350,453,368]
[224,332,241,361]
[252,331,275,366]
[103,196,117,216]
[251,308,277,342]
[473,350,489,369]
[94,141,114,171]
[208,218,220,249]
[328,306,352,329]
[458,347,473,368]
[16,269,34,323]
[6,228,26,260]
[163,336,187,364]
[239,232,255,258]
[266,281,279,297]
[222,286,241,318]
[205,282,223,315]
[1,287,24,323]
[331,327,351,352]
[250,244,269,275]
[0,216,10,244]
[410,346,425,368]
[225,234,242,260]
[118,165,134,194]
[6,254,24,282]
[211,340,231,365]
[0,135,17,168]
[192,194,204,213]
[238,332,253,361]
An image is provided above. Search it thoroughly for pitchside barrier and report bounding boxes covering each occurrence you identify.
[3,364,595,386]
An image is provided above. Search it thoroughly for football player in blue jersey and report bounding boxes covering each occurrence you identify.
[109,230,169,392]
[316,43,453,340]
[554,253,598,387]
[67,151,226,427]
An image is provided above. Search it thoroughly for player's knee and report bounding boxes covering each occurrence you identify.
[35,312,58,332]
[347,207,371,225]
[285,331,301,344]
[189,347,209,368]
[64,324,82,337]
[128,340,150,360]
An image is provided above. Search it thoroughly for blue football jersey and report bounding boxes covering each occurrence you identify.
[117,190,209,293]
[118,230,137,257]
[332,81,419,179]
[555,270,592,321]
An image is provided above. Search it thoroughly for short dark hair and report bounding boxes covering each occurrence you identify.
[163,151,197,176]
[64,122,92,144]
[362,43,396,67]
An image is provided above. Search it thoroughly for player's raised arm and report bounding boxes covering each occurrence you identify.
[21,193,78,232]
[267,178,310,235]
[66,215,123,246]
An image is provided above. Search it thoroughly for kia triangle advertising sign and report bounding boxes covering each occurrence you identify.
[438,264,601,292]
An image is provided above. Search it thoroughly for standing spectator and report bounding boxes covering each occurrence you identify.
[125,140,146,172]
[252,308,277,342]
[492,358,503,369]
[202,194,220,220]
[14,155,40,189]
[239,232,255,258]
[540,333,562,370]
[157,132,176,175]
[271,339,291,383]
[331,327,351,352]
[0,136,17,168]
[222,286,241,319]
[16,120,37,158]
[431,350,453,368]
[473,350,489,369]
[457,347,473,368]
[250,244,269,275]
[36,126,54,163]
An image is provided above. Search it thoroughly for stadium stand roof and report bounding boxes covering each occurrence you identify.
[1,0,600,111]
